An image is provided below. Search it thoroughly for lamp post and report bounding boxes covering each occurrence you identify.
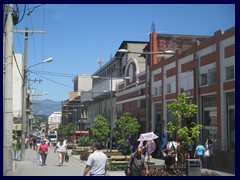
[21,57,53,161]
[92,73,130,152]
[118,49,175,132]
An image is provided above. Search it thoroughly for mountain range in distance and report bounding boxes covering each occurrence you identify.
[31,99,61,116]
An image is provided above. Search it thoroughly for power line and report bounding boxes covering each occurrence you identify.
[29,70,78,78]
[12,49,24,81]
[26,4,45,15]
[15,4,26,24]
[30,71,73,89]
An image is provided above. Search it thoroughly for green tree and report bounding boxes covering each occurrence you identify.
[78,134,90,149]
[57,123,75,140]
[166,92,202,146]
[113,112,140,148]
[90,115,110,145]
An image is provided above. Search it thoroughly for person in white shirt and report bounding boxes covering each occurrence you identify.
[63,139,67,146]
[54,139,67,166]
[83,142,108,176]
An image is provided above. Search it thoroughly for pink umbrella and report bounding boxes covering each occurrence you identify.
[137,132,159,155]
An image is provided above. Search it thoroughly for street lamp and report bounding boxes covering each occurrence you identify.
[21,57,53,161]
[27,57,53,70]
[92,73,130,152]
[118,49,175,132]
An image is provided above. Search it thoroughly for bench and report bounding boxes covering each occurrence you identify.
[87,150,122,157]
[103,149,119,153]
[110,155,130,161]
[74,146,90,151]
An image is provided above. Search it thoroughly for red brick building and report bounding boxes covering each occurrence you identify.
[116,27,235,172]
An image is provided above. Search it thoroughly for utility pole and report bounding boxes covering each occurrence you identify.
[3,4,14,176]
[20,27,29,161]
[13,28,45,161]
[27,78,42,136]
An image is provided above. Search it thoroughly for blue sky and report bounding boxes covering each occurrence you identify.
[13,4,235,101]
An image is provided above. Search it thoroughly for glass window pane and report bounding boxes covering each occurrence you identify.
[203,95,217,107]
[201,73,207,85]
[229,109,235,150]
[226,65,234,80]
[167,102,175,122]
[229,92,235,106]
[208,68,216,85]
[203,110,217,126]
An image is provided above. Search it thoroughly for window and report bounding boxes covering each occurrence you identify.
[226,65,234,80]
[154,87,158,96]
[122,104,125,111]
[208,68,216,85]
[187,98,193,105]
[202,95,218,149]
[158,86,162,96]
[203,95,217,107]
[138,99,146,108]
[117,104,123,112]
[201,73,207,86]
[167,84,171,93]
[227,92,235,151]
[203,110,217,126]
[138,89,144,96]
[167,102,175,122]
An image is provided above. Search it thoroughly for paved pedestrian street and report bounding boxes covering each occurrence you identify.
[11,146,234,176]
[12,147,85,176]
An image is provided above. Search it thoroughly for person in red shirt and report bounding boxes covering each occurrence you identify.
[39,139,49,166]
[28,137,33,149]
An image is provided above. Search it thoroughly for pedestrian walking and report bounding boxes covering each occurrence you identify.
[39,139,49,166]
[83,142,108,176]
[194,141,205,163]
[35,138,42,164]
[54,139,68,166]
[187,139,195,159]
[12,136,21,160]
[28,136,33,149]
[25,137,28,149]
[126,147,149,176]
[32,137,37,150]
[206,139,215,169]
[44,137,50,146]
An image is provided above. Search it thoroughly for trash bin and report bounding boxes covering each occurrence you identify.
[186,159,202,176]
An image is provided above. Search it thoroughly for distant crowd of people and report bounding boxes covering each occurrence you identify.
[160,137,216,170]
[12,133,216,176]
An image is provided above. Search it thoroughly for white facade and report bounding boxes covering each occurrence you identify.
[12,54,23,117]
[73,74,92,94]
[48,111,62,124]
